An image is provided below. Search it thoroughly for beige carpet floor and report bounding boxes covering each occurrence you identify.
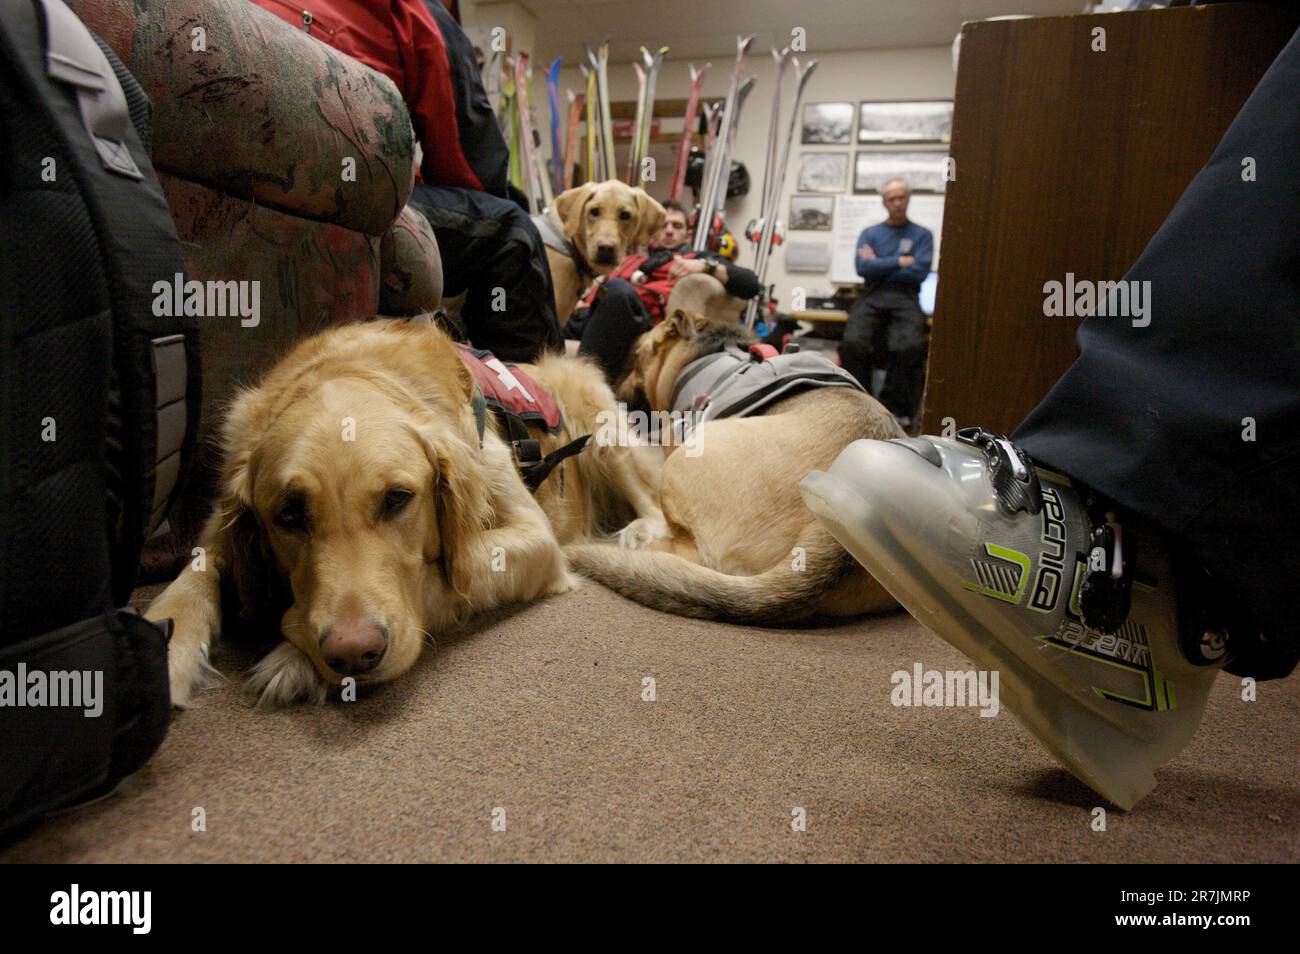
[4,580,1297,863]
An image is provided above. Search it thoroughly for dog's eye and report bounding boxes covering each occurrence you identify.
[619,210,631,221]
[274,496,308,532]
[588,206,601,218]
[382,488,414,518]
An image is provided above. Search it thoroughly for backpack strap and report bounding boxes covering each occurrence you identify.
[38,0,142,180]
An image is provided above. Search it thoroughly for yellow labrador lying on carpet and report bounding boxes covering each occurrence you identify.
[566,309,902,625]
[147,319,665,707]
[537,180,666,321]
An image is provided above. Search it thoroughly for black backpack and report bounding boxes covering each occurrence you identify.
[0,0,201,843]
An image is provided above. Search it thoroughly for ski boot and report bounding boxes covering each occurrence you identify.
[800,428,1233,809]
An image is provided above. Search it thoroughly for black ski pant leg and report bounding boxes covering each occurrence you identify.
[840,291,883,393]
[409,184,562,363]
[576,279,650,383]
[878,287,928,421]
[1014,27,1300,678]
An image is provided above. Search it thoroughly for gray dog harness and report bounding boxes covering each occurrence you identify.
[532,212,573,257]
[670,344,867,424]
[533,211,596,282]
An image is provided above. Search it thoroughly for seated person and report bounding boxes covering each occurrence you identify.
[838,178,934,428]
[564,200,761,381]
[250,0,561,363]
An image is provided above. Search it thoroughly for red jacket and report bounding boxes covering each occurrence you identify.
[579,249,703,325]
[251,0,490,192]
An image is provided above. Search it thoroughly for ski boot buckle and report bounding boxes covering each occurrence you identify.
[955,427,1043,516]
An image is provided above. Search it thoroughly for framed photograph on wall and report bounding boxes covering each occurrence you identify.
[857,100,952,144]
[796,152,848,193]
[801,102,855,144]
[790,195,834,231]
[853,150,949,194]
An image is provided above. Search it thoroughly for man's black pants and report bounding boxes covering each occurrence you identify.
[839,284,927,420]
[409,184,562,363]
[1016,27,1300,678]
[563,278,650,383]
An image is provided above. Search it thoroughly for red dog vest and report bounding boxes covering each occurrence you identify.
[455,343,562,433]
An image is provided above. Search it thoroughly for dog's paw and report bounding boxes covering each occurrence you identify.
[244,643,329,708]
[550,569,580,595]
[616,516,670,550]
[167,641,223,709]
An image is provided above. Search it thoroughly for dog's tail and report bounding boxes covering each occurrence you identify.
[565,521,860,625]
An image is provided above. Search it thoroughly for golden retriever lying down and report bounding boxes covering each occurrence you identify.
[566,309,901,625]
[147,319,665,707]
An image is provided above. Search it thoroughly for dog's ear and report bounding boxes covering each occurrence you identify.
[402,319,478,410]
[634,189,667,246]
[223,494,272,622]
[210,389,291,632]
[212,448,290,632]
[555,182,597,241]
[615,359,645,407]
[668,308,699,340]
[414,422,493,602]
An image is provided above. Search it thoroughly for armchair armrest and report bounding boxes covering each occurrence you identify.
[71,0,414,235]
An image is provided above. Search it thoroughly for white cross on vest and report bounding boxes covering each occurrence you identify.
[484,356,536,403]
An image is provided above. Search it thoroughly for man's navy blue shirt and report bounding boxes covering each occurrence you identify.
[856,219,934,290]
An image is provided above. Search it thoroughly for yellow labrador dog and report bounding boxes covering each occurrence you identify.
[147,319,665,707]
[566,309,902,625]
[538,180,666,321]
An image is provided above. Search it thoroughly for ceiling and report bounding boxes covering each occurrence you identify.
[494,0,1086,63]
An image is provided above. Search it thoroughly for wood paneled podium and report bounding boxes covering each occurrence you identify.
[922,4,1299,435]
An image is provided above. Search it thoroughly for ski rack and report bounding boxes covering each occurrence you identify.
[692,101,723,245]
[668,62,710,203]
[627,59,646,184]
[757,49,794,241]
[745,55,818,331]
[588,39,616,183]
[515,53,554,212]
[562,88,584,192]
[581,61,597,181]
[501,55,522,195]
[546,58,564,195]
[694,34,756,253]
[630,45,669,185]
[701,76,754,251]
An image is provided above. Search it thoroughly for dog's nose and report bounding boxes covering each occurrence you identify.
[319,619,388,675]
[594,243,618,264]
